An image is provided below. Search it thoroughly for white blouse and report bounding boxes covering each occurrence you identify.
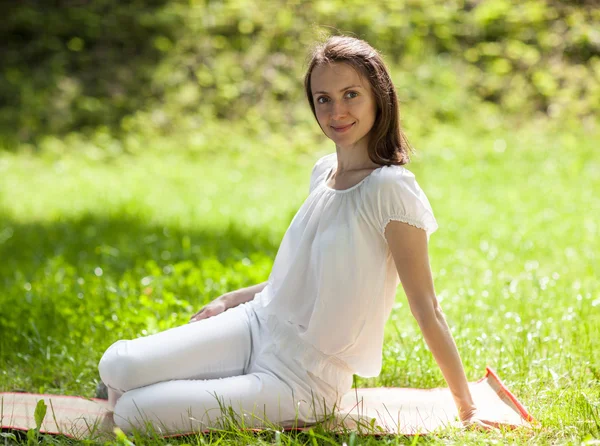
[251,152,438,380]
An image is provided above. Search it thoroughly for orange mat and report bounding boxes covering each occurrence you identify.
[0,367,534,439]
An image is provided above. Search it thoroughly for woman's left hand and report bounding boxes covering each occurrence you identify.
[460,408,500,431]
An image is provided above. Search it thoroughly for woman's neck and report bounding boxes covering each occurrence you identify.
[334,145,378,174]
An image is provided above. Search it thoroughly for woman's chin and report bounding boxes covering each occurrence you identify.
[328,133,355,143]
[330,139,354,149]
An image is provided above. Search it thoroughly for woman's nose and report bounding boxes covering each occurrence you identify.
[331,100,348,119]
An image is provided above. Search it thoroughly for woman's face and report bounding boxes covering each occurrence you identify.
[310,62,377,151]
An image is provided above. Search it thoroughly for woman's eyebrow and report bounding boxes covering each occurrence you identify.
[313,84,362,96]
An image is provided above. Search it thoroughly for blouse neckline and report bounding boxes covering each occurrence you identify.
[322,164,385,193]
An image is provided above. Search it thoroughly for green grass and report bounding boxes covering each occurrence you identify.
[0,116,598,444]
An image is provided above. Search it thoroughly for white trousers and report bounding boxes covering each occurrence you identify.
[98,302,352,435]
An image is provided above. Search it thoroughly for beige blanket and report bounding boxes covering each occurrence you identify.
[0,367,533,439]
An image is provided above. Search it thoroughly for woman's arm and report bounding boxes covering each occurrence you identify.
[189,281,268,322]
[384,221,494,428]
[223,281,268,308]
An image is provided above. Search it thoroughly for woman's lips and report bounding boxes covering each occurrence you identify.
[331,123,355,133]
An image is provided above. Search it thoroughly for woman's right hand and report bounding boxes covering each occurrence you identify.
[188,282,267,324]
[189,296,228,323]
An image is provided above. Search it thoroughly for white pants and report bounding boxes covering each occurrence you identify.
[98,302,353,435]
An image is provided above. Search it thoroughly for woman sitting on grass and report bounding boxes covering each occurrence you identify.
[98,35,495,435]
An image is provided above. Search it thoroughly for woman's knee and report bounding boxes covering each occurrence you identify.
[98,339,140,392]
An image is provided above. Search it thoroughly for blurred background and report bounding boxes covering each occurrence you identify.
[1,0,598,150]
[0,1,599,441]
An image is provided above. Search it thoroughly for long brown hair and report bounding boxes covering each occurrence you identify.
[304,35,411,165]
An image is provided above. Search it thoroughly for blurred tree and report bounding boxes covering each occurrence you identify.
[0,0,598,146]
[0,0,176,141]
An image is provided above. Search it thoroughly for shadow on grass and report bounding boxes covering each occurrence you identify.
[0,212,280,279]
[0,212,282,386]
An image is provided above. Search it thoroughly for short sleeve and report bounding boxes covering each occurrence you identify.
[309,153,336,194]
[371,166,438,240]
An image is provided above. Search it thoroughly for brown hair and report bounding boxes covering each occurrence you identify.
[304,35,411,165]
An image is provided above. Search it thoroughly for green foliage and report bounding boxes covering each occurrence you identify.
[1,0,174,141]
[1,0,598,145]
[25,399,46,445]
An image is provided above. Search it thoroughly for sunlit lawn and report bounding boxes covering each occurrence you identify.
[0,118,598,444]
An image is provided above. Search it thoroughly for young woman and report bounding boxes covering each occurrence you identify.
[98,35,495,434]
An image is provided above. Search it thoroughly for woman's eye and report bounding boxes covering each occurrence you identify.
[316,92,357,104]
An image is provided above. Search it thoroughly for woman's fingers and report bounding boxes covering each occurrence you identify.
[189,308,206,323]
[203,307,222,318]
[189,300,227,323]
[475,418,502,430]
[482,419,502,429]
[464,418,500,432]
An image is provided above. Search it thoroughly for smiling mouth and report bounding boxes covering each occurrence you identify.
[331,123,355,131]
